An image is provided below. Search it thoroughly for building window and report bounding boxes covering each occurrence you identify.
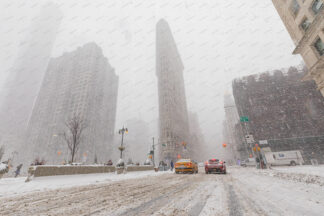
[314,38,324,55]
[300,18,311,31]
[312,0,323,14]
[290,0,300,16]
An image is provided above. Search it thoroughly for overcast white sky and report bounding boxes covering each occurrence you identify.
[0,0,302,155]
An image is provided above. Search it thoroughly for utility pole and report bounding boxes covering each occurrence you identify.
[238,104,253,158]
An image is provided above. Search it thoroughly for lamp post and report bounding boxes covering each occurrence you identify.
[118,126,128,159]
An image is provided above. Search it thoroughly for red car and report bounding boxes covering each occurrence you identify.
[205,159,226,174]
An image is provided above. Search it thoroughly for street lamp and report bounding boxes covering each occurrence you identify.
[118,126,128,159]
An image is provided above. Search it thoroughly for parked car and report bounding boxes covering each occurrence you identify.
[241,158,256,167]
[175,159,198,174]
[205,159,226,174]
[264,150,304,166]
[104,160,113,166]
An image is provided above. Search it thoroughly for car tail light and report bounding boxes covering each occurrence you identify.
[188,162,192,167]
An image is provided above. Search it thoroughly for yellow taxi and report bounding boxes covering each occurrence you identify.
[175,159,198,174]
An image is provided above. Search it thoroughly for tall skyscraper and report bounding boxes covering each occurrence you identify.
[0,3,62,155]
[272,0,324,96]
[156,19,191,162]
[25,43,118,164]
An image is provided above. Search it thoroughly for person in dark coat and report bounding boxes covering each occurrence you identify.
[14,164,23,177]
[170,160,174,171]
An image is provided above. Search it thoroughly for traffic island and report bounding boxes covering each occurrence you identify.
[126,165,154,172]
[26,165,116,181]
[25,164,155,181]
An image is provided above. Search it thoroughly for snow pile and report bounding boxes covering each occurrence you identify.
[0,163,8,171]
[272,165,324,178]
[0,163,8,175]
[255,165,324,186]
[116,158,124,167]
[0,170,165,198]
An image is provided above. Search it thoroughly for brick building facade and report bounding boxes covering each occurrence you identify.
[233,66,324,163]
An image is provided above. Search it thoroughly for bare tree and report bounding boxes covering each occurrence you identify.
[63,114,86,163]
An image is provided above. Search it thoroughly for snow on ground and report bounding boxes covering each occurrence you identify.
[230,167,324,216]
[253,165,324,186]
[271,165,324,177]
[199,181,227,216]
[1,167,324,215]
[0,170,167,198]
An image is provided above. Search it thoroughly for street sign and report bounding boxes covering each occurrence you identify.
[259,140,268,145]
[162,143,166,147]
[240,116,249,122]
[245,134,254,144]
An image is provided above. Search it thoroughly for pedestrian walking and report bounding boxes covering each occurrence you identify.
[14,164,23,177]
[170,160,174,171]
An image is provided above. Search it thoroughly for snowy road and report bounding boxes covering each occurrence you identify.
[1,167,324,216]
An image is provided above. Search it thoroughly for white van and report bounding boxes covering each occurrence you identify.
[264,150,304,166]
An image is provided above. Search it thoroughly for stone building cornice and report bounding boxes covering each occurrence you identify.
[302,57,324,90]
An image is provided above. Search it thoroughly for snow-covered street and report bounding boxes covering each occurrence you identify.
[0,170,166,198]
[1,166,324,216]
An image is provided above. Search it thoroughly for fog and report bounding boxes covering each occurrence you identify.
[0,0,302,161]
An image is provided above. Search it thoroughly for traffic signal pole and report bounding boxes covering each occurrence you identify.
[152,137,155,167]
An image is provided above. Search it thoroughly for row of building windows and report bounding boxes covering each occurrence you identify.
[289,0,324,56]
[291,0,323,34]
[291,0,323,17]
[293,0,323,32]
